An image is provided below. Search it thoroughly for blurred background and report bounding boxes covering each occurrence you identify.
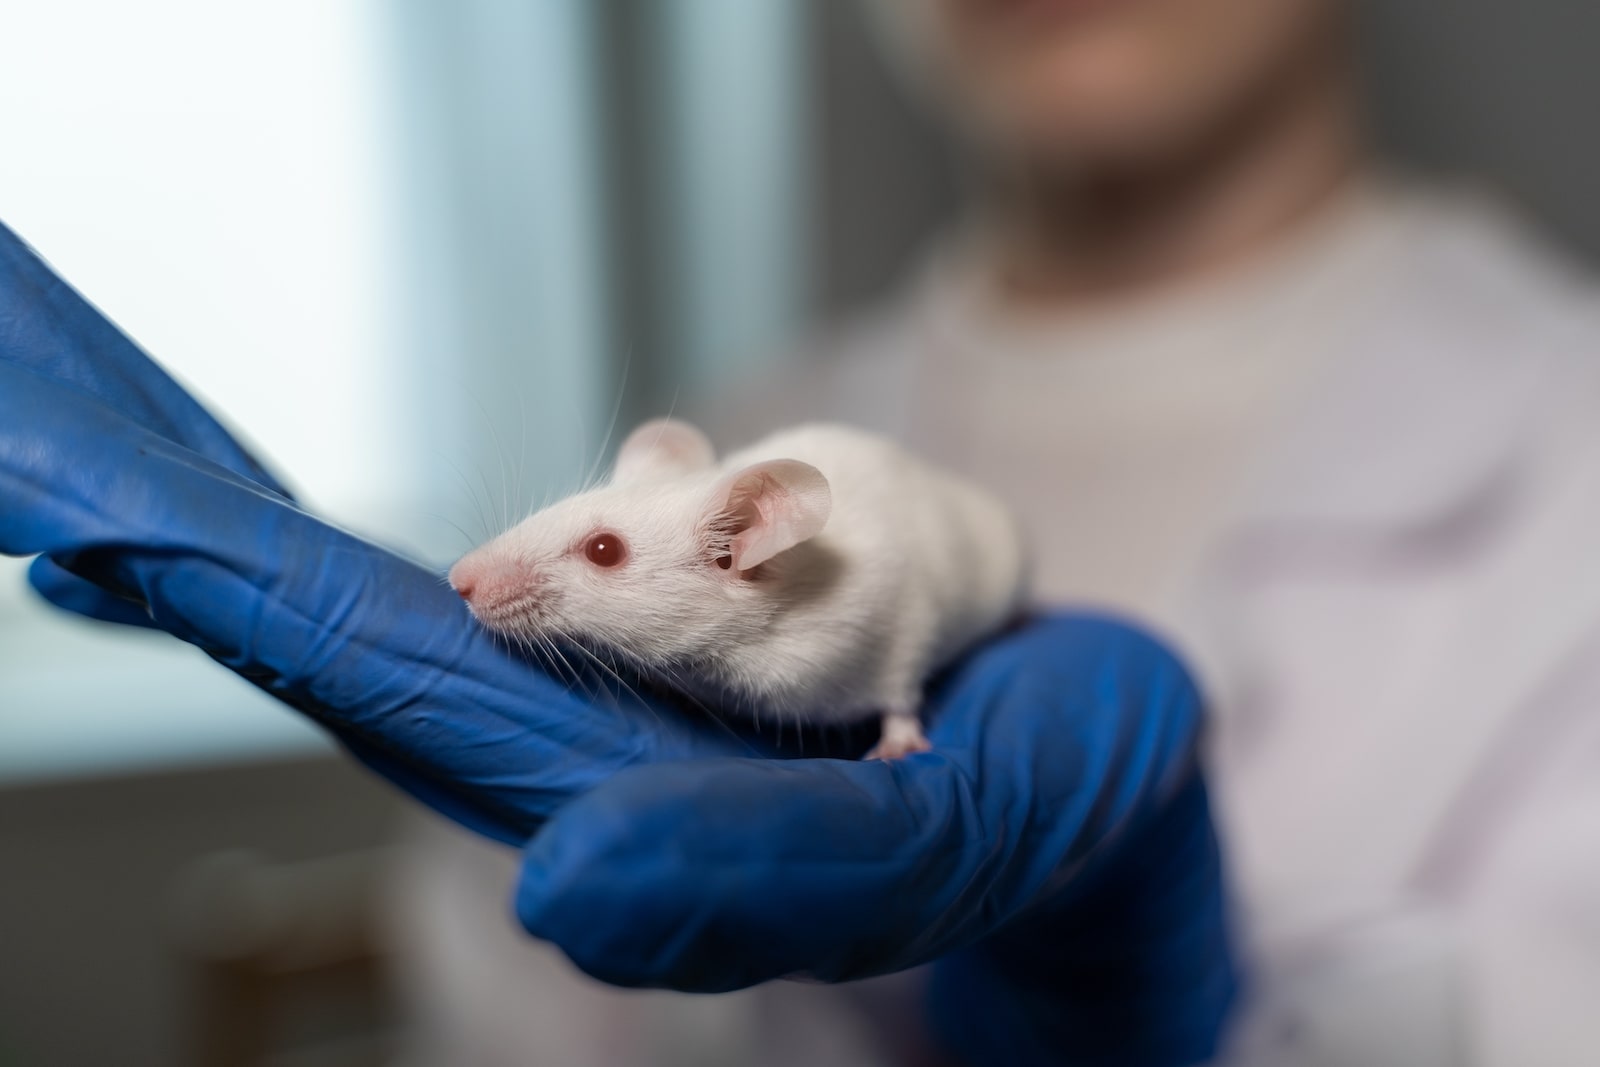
[3,1,1600,1064]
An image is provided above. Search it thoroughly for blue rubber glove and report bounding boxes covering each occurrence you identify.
[0,222,1236,1064]
[517,617,1235,1064]
[0,221,292,628]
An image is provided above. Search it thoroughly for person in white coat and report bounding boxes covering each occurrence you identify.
[752,2,1600,1062]
[390,0,1600,1062]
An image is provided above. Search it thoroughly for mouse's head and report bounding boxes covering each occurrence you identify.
[448,419,832,669]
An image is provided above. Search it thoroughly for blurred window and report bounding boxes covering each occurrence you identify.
[0,0,402,780]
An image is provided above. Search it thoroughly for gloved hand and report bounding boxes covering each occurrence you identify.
[518,615,1237,1064]
[0,221,292,628]
[0,223,1235,1064]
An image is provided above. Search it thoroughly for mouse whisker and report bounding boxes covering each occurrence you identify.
[460,387,510,537]
[579,357,630,495]
[535,631,591,701]
[473,387,516,536]
[555,631,647,720]
[652,662,758,756]
[421,510,479,552]
[435,450,494,542]
[513,374,531,525]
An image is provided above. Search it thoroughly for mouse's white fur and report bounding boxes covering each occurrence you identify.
[450,420,1026,749]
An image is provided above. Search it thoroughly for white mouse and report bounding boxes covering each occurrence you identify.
[448,419,1026,758]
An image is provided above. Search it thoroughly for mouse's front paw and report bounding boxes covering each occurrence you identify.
[867,712,931,760]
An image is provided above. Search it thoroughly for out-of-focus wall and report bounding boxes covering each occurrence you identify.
[1363,0,1600,264]
[806,0,964,320]
[0,758,398,1067]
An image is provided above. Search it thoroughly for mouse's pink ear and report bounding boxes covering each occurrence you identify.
[710,459,832,571]
[614,418,716,484]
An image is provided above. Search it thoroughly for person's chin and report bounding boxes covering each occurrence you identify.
[971,82,1194,170]
[955,0,1136,36]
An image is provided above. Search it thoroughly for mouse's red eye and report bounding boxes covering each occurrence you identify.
[583,532,627,568]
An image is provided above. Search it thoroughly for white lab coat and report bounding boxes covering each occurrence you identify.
[388,180,1600,1065]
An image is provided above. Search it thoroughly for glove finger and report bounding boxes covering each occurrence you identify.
[0,217,289,495]
[1,363,738,837]
[516,754,981,992]
[518,617,1203,991]
[515,616,1210,992]
[28,555,162,629]
[337,732,538,846]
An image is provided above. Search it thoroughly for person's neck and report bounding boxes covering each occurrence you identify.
[982,56,1365,310]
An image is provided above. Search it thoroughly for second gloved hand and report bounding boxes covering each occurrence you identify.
[516,614,1236,1065]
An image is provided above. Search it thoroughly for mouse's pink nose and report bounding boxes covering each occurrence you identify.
[448,557,483,601]
[449,554,541,618]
